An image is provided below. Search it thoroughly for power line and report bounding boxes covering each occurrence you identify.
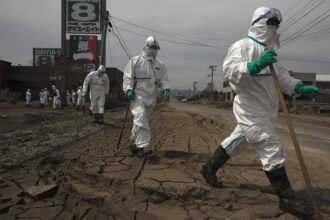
[108,15,132,59]
[116,26,227,50]
[281,29,330,57]
[294,27,330,39]
[282,0,305,18]
[281,56,330,64]
[281,12,330,46]
[280,0,326,34]
[111,16,232,42]
[282,0,316,26]
[111,16,228,50]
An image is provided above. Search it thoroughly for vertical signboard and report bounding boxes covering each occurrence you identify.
[70,35,97,62]
[62,0,106,70]
[33,48,62,66]
[66,0,101,34]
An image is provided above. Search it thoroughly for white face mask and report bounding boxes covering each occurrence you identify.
[266,25,280,48]
[145,47,158,57]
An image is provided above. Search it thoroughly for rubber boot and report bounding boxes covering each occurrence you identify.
[98,114,105,125]
[130,142,140,154]
[201,146,230,188]
[265,166,314,217]
[89,109,93,116]
[141,147,153,156]
[92,114,98,123]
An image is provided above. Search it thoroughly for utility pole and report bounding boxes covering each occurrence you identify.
[100,10,109,66]
[208,65,217,93]
[193,81,198,96]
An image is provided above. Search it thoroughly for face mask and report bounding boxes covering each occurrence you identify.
[145,47,158,57]
[266,25,280,48]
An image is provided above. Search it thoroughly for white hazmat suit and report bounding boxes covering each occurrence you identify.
[83,65,109,115]
[26,89,31,106]
[66,90,71,105]
[52,85,61,109]
[43,88,49,105]
[201,7,315,216]
[71,90,76,105]
[123,36,170,150]
[76,86,85,107]
[221,6,301,171]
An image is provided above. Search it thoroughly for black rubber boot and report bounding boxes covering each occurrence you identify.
[265,166,314,217]
[201,146,230,188]
[98,114,105,124]
[130,142,140,154]
[92,114,98,123]
[89,109,93,116]
[141,147,153,156]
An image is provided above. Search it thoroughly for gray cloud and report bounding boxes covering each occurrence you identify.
[1,0,329,90]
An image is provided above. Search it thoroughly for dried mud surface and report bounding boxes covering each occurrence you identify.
[0,102,329,220]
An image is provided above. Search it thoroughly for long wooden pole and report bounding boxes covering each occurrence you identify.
[269,64,321,219]
[116,81,137,150]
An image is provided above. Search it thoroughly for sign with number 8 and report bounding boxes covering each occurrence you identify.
[66,0,101,34]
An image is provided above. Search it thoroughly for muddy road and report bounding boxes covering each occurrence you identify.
[0,102,329,219]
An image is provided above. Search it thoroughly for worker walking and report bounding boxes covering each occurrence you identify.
[76,86,85,112]
[52,85,61,110]
[71,89,76,107]
[25,89,31,107]
[201,6,318,217]
[123,36,170,156]
[66,90,71,105]
[83,65,109,124]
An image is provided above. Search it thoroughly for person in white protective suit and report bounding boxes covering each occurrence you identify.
[76,86,85,112]
[83,65,109,124]
[66,90,71,105]
[39,89,44,106]
[201,7,319,217]
[52,85,61,110]
[43,88,49,105]
[26,89,31,107]
[71,89,76,107]
[123,36,170,156]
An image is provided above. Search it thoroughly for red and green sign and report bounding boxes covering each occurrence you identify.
[70,35,97,62]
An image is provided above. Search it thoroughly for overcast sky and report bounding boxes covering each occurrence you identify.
[1,0,330,90]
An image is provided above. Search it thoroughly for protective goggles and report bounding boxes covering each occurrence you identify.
[252,8,282,26]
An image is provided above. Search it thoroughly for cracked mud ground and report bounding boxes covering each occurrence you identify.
[0,102,329,220]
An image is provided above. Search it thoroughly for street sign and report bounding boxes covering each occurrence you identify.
[70,35,97,62]
[66,0,101,34]
[33,48,62,66]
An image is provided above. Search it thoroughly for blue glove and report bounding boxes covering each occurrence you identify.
[83,92,88,98]
[247,50,277,76]
[126,89,135,101]
[105,93,109,98]
[163,89,170,102]
[294,83,319,99]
